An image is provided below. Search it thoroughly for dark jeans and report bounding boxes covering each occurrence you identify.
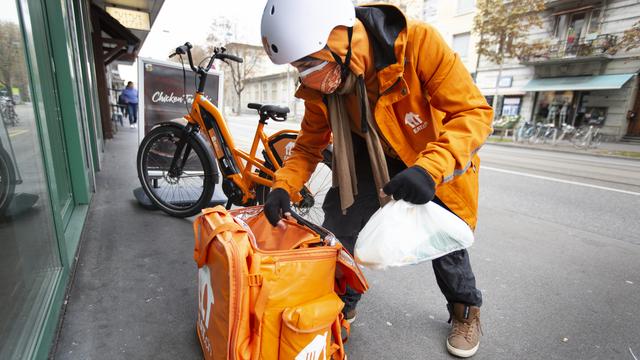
[127,103,138,124]
[322,134,483,313]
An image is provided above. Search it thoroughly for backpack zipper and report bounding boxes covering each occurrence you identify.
[227,240,243,360]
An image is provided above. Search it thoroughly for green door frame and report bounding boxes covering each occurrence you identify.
[71,0,104,172]
[15,0,69,359]
[43,0,91,206]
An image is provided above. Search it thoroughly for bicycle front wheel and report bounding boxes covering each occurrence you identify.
[137,124,216,218]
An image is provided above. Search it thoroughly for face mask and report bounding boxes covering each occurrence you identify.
[298,61,342,94]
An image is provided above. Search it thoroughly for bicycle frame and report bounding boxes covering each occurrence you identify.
[184,93,299,205]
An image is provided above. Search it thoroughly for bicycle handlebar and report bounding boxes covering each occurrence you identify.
[169,42,243,75]
[217,53,243,63]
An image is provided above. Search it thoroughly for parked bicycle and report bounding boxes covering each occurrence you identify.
[513,120,537,143]
[528,122,558,145]
[136,43,332,224]
[555,123,577,144]
[1,97,19,127]
[572,118,604,149]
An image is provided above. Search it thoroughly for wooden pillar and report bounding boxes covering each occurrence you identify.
[90,7,113,139]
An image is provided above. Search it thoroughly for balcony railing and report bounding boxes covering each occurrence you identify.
[520,34,618,63]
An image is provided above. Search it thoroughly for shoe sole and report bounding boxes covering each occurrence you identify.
[346,315,356,324]
[446,339,479,358]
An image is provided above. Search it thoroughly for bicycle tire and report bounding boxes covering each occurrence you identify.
[528,127,540,144]
[137,124,216,218]
[591,132,603,148]
[256,149,333,226]
[0,146,16,216]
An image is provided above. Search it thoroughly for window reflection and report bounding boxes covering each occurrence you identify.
[0,0,62,357]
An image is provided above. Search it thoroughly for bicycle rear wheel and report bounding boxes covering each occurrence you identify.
[0,147,15,216]
[137,124,216,218]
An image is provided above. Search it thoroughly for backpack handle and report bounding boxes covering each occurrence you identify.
[288,210,337,245]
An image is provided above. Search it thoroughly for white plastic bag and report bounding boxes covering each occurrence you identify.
[354,200,474,269]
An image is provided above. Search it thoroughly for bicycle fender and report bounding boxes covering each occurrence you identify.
[150,121,219,184]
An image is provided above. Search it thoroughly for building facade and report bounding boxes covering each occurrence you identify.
[423,0,480,74]
[242,70,305,120]
[0,1,162,358]
[475,0,640,139]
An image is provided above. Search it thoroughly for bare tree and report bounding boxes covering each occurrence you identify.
[167,43,209,66]
[473,0,546,112]
[0,21,28,101]
[223,43,262,114]
[206,17,234,48]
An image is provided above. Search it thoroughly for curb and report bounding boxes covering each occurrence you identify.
[485,141,640,161]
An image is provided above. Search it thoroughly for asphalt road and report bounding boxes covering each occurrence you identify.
[223,115,640,359]
[348,144,640,360]
[54,115,640,360]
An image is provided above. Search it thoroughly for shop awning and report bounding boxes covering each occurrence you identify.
[523,74,635,92]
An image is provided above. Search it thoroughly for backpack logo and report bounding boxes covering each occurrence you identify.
[197,265,215,355]
[198,265,215,328]
[284,141,295,161]
[295,332,327,360]
[404,112,428,134]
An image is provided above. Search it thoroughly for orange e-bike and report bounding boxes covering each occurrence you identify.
[136,43,332,223]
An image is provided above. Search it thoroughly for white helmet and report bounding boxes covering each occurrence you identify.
[260,0,356,65]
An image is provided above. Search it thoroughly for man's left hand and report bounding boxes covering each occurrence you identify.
[382,166,436,204]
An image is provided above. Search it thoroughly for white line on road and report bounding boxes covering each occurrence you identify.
[482,166,640,196]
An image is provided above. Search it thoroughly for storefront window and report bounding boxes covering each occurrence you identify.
[0,1,62,357]
[533,91,575,126]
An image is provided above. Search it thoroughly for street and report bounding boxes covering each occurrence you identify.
[347,144,640,360]
[234,116,640,359]
[54,116,640,360]
[227,116,640,359]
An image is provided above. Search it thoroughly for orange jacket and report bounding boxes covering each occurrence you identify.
[274,5,493,229]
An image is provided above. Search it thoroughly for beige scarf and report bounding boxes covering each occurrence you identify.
[326,73,391,214]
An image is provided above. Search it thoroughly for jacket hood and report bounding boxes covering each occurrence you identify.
[355,5,407,71]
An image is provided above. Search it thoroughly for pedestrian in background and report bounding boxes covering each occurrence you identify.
[121,81,139,128]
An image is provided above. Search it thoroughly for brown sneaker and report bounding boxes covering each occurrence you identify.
[344,308,357,324]
[446,303,482,358]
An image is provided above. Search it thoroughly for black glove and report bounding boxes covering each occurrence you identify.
[382,166,436,204]
[264,188,292,227]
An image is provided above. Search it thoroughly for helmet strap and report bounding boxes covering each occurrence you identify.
[329,26,353,79]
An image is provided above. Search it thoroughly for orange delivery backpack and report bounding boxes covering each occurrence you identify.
[193,206,369,360]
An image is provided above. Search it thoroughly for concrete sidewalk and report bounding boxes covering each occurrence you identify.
[53,127,203,359]
[487,136,640,160]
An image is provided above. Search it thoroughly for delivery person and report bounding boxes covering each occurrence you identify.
[260,0,493,357]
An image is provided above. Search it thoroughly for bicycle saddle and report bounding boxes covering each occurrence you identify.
[248,103,290,120]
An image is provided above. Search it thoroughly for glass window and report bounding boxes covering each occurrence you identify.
[424,0,439,22]
[457,0,475,13]
[0,0,62,358]
[453,32,471,60]
[271,82,277,103]
[587,10,601,35]
[533,91,575,125]
[501,96,522,116]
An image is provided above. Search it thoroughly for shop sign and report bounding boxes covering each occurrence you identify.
[138,58,223,140]
[106,7,150,31]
